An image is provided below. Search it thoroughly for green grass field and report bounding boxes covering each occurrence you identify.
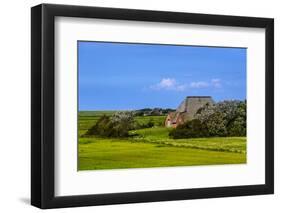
[78,111,247,171]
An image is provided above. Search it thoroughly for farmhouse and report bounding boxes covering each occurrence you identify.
[165,96,214,128]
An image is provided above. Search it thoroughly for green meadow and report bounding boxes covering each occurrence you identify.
[78,111,246,171]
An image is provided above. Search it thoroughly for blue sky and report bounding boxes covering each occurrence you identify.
[78,41,246,110]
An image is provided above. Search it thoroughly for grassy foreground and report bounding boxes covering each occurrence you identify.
[78,111,246,171]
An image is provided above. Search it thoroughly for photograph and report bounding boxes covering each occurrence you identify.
[30,3,274,209]
[78,41,247,171]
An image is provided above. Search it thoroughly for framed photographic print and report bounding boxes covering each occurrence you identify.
[31,3,274,209]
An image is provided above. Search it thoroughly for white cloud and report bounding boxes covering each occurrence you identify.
[211,78,222,88]
[158,78,176,88]
[190,81,209,88]
[190,78,222,89]
[150,78,222,92]
[150,78,186,91]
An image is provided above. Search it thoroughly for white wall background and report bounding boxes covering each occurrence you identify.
[0,0,279,212]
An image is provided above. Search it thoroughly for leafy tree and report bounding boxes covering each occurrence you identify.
[195,100,246,137]
[195,102,215,120]
[111,111,135,137]
[84,111,135,138]
[227,101,246,136]
[227,116,246,136]
[84,115,113,137]
[204,111,227,136]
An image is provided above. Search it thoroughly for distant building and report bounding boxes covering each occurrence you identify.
[165,96,214,128]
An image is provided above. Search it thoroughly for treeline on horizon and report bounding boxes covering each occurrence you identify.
[79,108,175,117]
[134,108,175,116]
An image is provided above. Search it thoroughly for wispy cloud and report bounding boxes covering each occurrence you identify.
[190,81,209,88]
[190,78,222,89]
[211,78,222,88]
[150,78,222,92]
[150,78,186,91]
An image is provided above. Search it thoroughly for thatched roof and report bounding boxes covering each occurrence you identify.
[177,96,214,113]
[166,96,214,126]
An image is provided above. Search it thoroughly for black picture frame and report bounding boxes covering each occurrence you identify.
[31,3,274,209]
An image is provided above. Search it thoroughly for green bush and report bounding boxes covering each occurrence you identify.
[144,119,154,128]
[84,111,135,138]
[134,119,155,130]
[226,101,246,136]
[227,117,246,136]
[84,115,113,137]
[169,119,209,139]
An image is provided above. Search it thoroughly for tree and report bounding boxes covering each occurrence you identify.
[195,100,246,137]
[84,115,113,137]
[195,102,216,122]
[227,101,246,136]
[111,111,135,137]
[204,111,227,136]
[84,111,135,138]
